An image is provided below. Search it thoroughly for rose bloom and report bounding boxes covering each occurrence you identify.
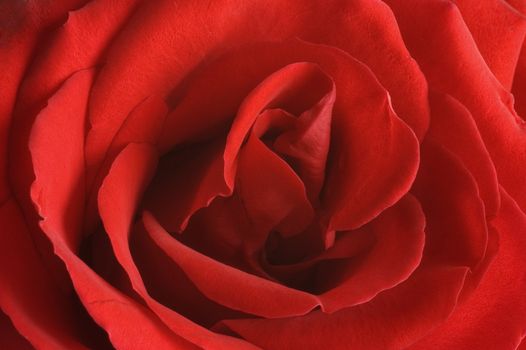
[1,0,526,349]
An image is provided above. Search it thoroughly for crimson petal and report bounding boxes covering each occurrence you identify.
[29,70,194,350]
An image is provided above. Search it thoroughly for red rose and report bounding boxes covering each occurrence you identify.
[1,0,526,349]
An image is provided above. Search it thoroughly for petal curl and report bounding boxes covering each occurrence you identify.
[385,0,526,214]
[453,0,526,89]
[29,70,194,350]
[142,212,320,319]
[408,188,526,349]
[99,143,257,350]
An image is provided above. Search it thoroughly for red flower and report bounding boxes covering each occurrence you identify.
[1,1,526,349]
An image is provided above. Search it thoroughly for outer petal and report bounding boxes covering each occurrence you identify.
[0,0,86,201]
[318,195,425,312]
[85,0,428,181]
[0,199,91,350]
[427,91,500,218]
[0,310,33,350]
[452,0,526,89]
[412,141,488,270]
[218,264,467,350]
[29,70,194,350]
[385,0,526,213]
[409,188,526,349]
[98,143,255,350]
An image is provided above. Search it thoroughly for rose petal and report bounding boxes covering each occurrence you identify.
[85,95,168,232]
[427,91,500,218]
[408,188,526,349]
[385,0,526,214]
[18,0,141,111]
[223,62,334,190]
[218,264,468,350]
[0,310,33,350]
[237,132,314,239]
[143,137,229,233]
[85,0,428,178]
[0,0,85,201]
[98,143,259,350]
[299,0,430,140]
[131,221,253,326]
[318,194,425,312]
[29,70,194,350]
[273,89,334,202]
[412,140,488,270]
[452,0,526,89]
[512,45,526,119]
[142,212,321,319]
[0,199,92,350]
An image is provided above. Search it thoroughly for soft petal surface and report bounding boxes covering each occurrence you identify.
[0,310,33,350]
[29,69,194,350]
[143,212,320,318]
[99,143,254,350]
[385,0,526,214]
[219,264,467,350]
[452,0,526,89]
[0,199,91,350]
[0,0,86,201]
[427,91,500,218]
[85,0,428,181]
[318,195,425,312]
[412,141,488,271]
[408,188,526,349]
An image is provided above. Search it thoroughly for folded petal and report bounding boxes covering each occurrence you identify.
[408,188,526,349]
[0,0,85,200]
[143,212,320,318]
[0,199,92,350]
[427,91,500,218]
[0,310,33,350]
[99,143,258,350]
[29,70,194,350]
[219,264,467,350]
[385,0,526,214]
[318,194,425,312]
[453,0,526,89]
[143,137,229,233]
[237,133,314,239]
[18,0,141,111]
[412,140,488,270]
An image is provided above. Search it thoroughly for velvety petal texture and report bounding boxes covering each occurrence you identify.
[2,0,526,349]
